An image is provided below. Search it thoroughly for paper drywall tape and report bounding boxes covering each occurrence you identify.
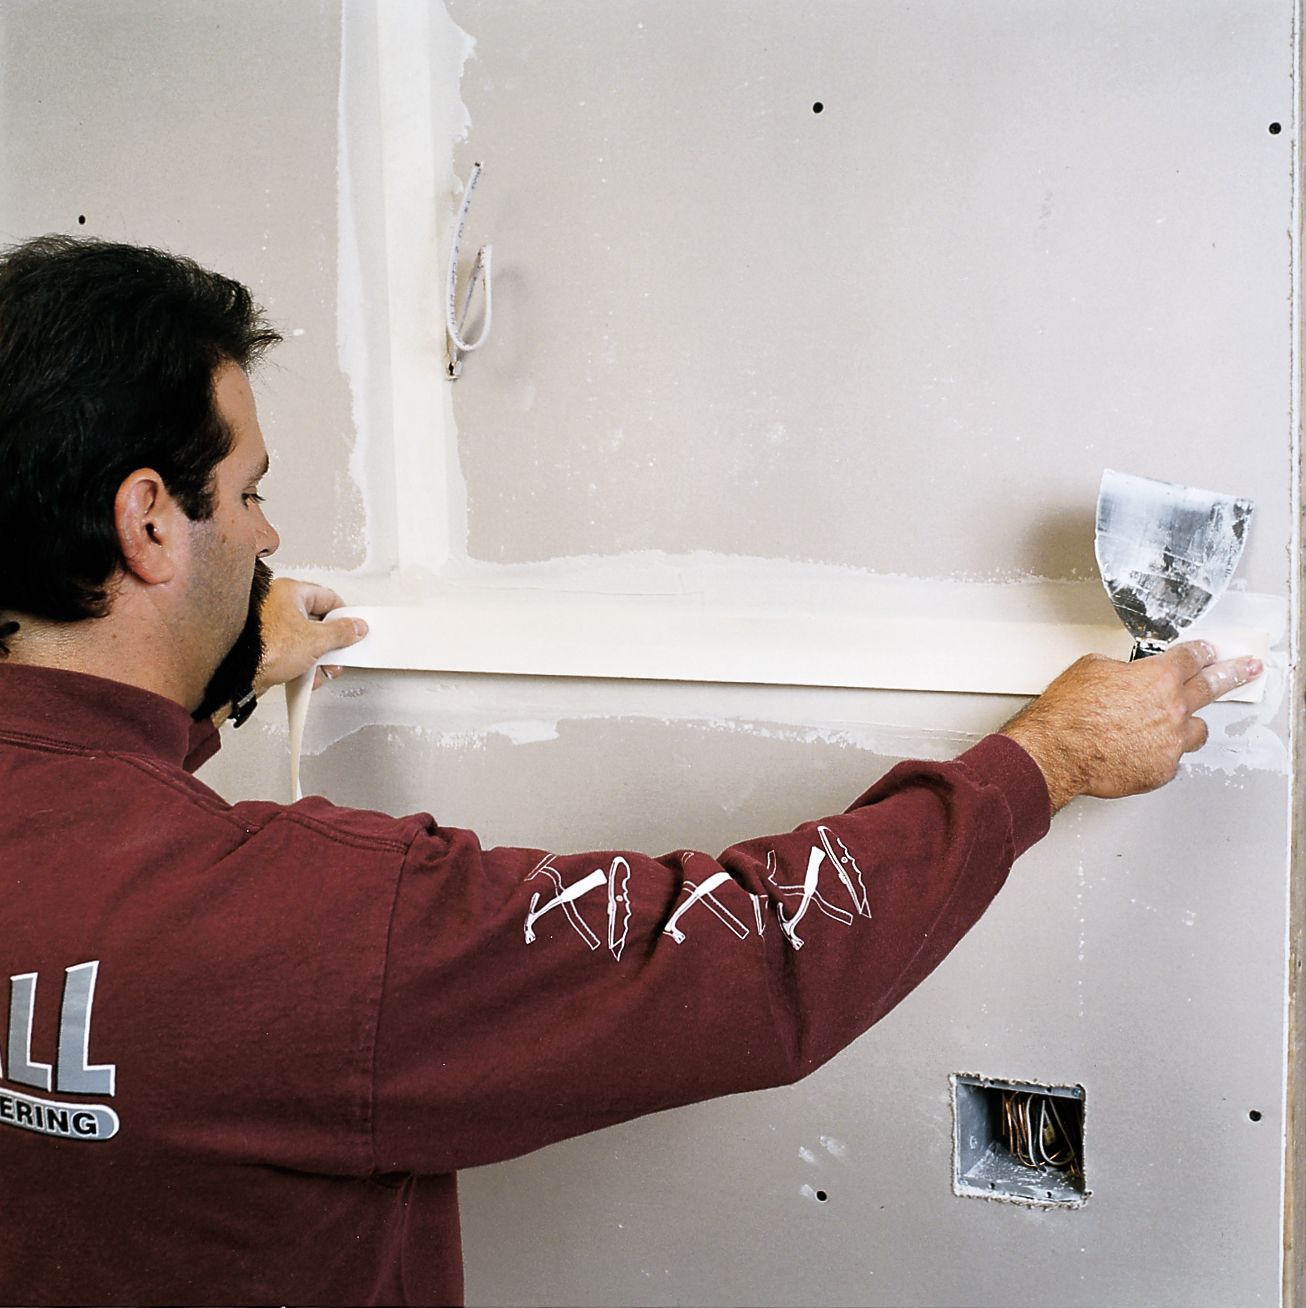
[284,602,1270,800]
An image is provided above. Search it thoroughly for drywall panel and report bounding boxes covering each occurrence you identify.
[0,0,367,570]
[417,3,1294,1303]
[292,692,1289,1307]
[1,2,1296,1306]
[445,0,1293,588]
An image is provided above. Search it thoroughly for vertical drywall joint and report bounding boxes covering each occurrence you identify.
[373,0,475,574]
[336,0,392,574]
[1286,2,1304,1302]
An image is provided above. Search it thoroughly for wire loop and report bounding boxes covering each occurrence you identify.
[446,161,493,378]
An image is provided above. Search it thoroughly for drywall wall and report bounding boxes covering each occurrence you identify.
[0,0,369,570]
[0,2,1297,1305]
[442,0,1292,585]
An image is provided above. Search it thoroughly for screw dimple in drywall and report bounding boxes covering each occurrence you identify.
[1268,122,1282,134]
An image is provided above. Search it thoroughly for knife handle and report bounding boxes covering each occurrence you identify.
[1129,639,1168,662]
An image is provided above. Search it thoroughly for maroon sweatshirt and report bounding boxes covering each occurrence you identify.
[0,663,1049,1306]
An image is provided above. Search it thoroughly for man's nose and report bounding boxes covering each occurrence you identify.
[255,506,280,558]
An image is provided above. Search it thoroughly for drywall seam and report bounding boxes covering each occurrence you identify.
[335,0,369,568]
[284,600,1278,799]
[289,668,1010,754]
[300,712,985,767]
[335,0,410,572]
[282,667,1010,796]
[282,681,1282,811]
[372,0,475,573]
[288,706,1272,777]
[294,600,1270,698]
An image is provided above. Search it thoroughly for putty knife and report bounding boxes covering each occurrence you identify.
[1094,469,1254,660]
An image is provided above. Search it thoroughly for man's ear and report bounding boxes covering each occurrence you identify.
[115,469,181,585]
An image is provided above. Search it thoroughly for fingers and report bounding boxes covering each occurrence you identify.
[300,583,347,620]
[265,578,348,620]
[1181,655,1263,712]
[1169,645,1262,766]
[1181,714,1210,754]
[1152,638,1263,713]
[1156,639,1218,685]
[1174,648,1263,765]
[311,664,343,691]
[1010,638,1265,805]
[312,615,368,660]
[252,579,368,694]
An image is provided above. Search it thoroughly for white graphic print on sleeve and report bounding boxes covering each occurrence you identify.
[819,826,871,919]
[523,854,633,961]
[768,826,873,951]
[522,827,874,957]
[663,857,752,945]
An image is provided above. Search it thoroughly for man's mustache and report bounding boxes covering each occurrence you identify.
[249,558,273,624]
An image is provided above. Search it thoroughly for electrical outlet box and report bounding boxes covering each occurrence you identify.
[952,1074,1088,1207]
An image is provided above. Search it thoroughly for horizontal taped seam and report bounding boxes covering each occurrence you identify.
[283,604,1270,800]
[310,604,1270,698]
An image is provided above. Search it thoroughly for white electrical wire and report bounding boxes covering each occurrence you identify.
[446,161,493,374]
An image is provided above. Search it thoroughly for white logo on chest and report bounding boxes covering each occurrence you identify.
[0,961,119,1141]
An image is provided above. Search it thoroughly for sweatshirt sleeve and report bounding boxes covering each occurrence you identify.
[369,733,1050,1174]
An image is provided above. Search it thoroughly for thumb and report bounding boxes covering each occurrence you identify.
[313,615,369,660]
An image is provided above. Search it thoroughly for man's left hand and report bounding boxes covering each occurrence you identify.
[255,579,368,695]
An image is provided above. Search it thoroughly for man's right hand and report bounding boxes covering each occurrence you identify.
[1000,641,1263,812]
[255,579,368,696]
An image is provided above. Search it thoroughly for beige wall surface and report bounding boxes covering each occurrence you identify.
[445,0,1292,585]
[0,0,368,568]
[1,2,1297,1305]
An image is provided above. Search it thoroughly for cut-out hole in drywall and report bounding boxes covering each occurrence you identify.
[952,1074,1088,1207]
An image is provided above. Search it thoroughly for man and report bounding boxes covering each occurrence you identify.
[0,236,1260,1307]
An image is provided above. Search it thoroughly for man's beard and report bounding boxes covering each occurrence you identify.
[192,560,273,721]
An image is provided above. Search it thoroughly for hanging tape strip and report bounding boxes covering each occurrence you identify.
[283,601,1269,800]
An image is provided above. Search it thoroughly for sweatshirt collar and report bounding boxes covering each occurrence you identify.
[0,663,198,766]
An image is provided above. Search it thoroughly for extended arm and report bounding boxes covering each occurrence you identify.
[364,639,1259,1173]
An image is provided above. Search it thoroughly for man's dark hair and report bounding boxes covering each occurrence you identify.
[0,235,281,635]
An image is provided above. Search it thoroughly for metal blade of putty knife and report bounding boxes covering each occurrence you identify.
[1094,469,1254,661]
